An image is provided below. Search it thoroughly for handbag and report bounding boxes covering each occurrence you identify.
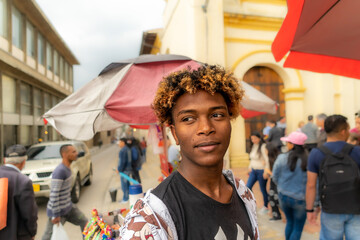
[51,224,69,240]
[0,178,8,230]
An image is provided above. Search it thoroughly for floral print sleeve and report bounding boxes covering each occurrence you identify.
[118,193,175,240]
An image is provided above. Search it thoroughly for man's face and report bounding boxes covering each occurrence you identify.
[119,140,125,148]
[316,118,324,128]
[66,145,78,162]
[170,90,231,167]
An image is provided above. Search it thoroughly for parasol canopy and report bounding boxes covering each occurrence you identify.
[43,54,277,140]
[272,0,360,79]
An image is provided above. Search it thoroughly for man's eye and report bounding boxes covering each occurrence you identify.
[181,116,194,122]
[212,113,224,118]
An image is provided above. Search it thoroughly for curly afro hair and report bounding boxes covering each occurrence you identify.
[153,64,244,125]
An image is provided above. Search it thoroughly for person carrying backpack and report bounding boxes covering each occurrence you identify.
[128,137,144,183]
[306,114,360,240]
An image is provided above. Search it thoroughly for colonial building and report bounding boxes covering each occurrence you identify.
[141,0,360,167]
[0,0,78,159]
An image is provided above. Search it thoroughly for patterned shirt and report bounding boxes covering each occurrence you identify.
[118,170,259,240]
[46,163,73,217]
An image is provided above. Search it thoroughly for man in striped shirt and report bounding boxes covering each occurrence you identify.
[42,144,88,240]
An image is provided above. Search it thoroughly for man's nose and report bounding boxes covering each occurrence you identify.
[197,117,215,135]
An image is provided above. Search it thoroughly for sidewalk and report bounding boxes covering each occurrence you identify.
[102,146,320,239]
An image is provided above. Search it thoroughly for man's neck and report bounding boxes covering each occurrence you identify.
[178,161,232,203]
[62,159,71,168]
[326,136,345,142]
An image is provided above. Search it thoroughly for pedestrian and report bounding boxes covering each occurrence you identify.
[306,115,360,240]
[42,144,88,240]
[296,120,305,131]
[117,138,132,203]
[272,131,308,240]
[246,131,269,215]
[263,121,272,139]
[277,116,287,137]
[316,113,327,147]
[0,144,38,240]
[301,115,319,152]
[267,120,283,151]
[350,110,360,142]
[120,65,259,239]
[263,142,282,221]
[128,138,142,184]
[140,137,147,158]
[347,132,360,146]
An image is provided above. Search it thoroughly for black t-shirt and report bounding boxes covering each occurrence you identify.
[152,171,254,240]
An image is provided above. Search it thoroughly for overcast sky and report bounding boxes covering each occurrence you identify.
[36,0,166,90]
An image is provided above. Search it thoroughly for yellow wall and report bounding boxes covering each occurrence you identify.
[160,0,360,167]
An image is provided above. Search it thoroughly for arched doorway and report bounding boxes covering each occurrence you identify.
[243,66,285,152]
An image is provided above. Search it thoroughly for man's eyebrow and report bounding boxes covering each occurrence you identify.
[176,106,227,117]
[176,109,196,117]
[211,106,227,111]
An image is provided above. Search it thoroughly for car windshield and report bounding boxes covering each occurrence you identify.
[27,145,62,160]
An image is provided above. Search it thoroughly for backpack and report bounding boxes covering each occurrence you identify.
[130,139,146,170]
[318,143,360,214]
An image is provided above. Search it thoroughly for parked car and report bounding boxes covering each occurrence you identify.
[22,141,93,203]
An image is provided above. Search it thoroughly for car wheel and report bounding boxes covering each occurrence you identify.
[84,164,93,186]
[71,175,81,203]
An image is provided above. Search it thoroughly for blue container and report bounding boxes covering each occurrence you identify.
[129,184,143,195]
[129,184,143,208]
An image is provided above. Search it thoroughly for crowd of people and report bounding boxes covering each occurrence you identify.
[1,62,359,240]
[247,111,360,240]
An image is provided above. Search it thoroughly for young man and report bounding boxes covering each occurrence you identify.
[119,65,259,239]
[306,115,360,240]
[42,144,88,240]
[0,145,38,240]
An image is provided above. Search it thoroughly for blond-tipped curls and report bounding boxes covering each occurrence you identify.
[152,64,244,125]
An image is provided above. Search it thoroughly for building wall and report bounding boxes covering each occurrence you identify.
[0,0,78,160]
[159,0,360,167]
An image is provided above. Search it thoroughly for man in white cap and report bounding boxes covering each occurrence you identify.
[0,144,38,239]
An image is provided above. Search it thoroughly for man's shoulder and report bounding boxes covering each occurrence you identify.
[308,147,325,160]
[52,163,70,179]
[152,172,177,199]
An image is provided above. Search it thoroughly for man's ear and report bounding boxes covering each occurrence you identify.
[170,125,179,145]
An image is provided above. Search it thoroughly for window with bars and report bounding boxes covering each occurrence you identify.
[46,43,52,71]
[0,0,7,38]
[12,6,23,49]
[38,33,45,65]
[44,93,51,112]
[20,83,32,115]
[2,75,16,113]
[34,88,43,117]
[26,21,35,58]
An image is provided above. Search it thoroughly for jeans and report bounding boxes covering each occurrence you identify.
[320,212,360,240]
[42,205,88,240]
[246,169,268,207]
[121,171,131,201]
[278,193,306,240]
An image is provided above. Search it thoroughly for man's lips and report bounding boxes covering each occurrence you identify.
[195,141,220,152]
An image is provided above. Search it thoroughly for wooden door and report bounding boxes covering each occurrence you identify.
[243,66,285,152]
